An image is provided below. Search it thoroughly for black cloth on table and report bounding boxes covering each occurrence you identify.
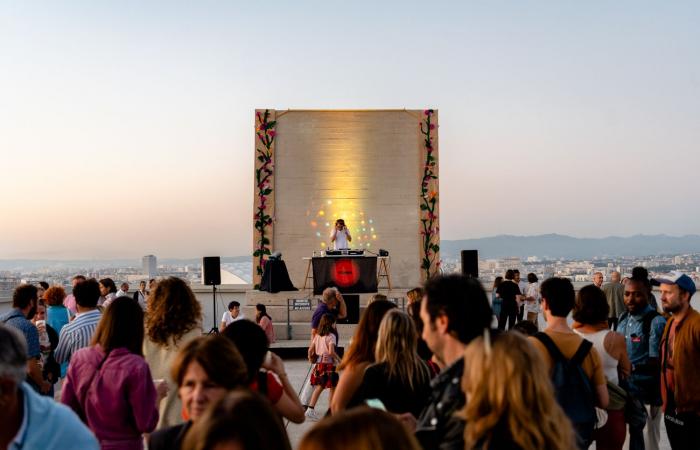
[259,259,297,293]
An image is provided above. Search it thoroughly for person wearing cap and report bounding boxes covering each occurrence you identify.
[656,272,700,448]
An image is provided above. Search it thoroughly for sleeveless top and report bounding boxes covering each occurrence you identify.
[574,329,619,385]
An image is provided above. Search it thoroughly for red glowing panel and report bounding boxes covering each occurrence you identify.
[331,259,360,288]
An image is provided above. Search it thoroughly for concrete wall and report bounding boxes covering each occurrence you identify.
[272,110,425,289]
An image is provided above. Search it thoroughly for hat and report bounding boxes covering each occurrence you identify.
[652,272,696,297]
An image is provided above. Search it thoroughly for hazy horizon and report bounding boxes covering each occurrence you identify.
[2,2,699,259]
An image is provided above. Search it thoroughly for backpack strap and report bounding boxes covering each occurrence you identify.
[535,332,592,367]
[2,311,24,323]
[570,339,593,366]
[534,332,566,362]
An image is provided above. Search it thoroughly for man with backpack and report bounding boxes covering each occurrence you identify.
[529,277,608,449]
[617,275,667,450]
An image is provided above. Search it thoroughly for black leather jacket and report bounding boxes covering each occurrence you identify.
[415,358,465,450]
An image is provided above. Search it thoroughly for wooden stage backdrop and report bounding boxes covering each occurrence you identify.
[253,109,440,290]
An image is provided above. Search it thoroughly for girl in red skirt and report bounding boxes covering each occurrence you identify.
[305,313,340,421]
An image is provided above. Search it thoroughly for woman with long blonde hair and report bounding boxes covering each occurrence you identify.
[462,332,577,450]
[330,299,396,413]
[350,309,431,416]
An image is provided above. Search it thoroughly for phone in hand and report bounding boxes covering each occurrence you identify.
[365,398,387,411]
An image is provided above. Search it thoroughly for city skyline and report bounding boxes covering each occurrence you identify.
[2,2,699,259]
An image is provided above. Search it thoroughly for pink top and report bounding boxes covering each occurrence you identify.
[259,315,276,343]
[64,294,77,315]
[61,345,159,450]
[313,334,337,364]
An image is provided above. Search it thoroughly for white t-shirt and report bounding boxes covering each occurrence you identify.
[524,282,541,314]
[313,333,337,364]
[330,227,351,250]
[221,311,245,327]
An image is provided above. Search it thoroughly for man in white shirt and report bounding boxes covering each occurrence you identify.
[132,281,147,310]
[329,218,352,250]
[219,301,245,332]
[115,282,129,298]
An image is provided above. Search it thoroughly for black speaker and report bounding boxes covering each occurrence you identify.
[343,295,360,324]
[202,257,221,285]
[461,250,478,278]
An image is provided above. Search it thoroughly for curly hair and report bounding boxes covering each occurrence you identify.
[461,332,576,450]
[146,277,202,347]
[44,286,67,306]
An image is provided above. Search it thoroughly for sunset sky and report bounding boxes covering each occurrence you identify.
[1,1,698,258]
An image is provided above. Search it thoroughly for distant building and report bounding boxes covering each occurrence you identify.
[142,255,157,278]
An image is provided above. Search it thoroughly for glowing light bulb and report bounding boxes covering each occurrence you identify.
[318,210,325,216]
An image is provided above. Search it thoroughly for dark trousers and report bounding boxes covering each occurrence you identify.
[665,412,700,450]
[498,300,517,330]
[517,304,524,322]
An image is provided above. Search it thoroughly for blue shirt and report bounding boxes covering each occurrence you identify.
[311,301,339,341]
[47,305,70,336]
[617,305,667,401]
[55,309,102,365]
[1,309,40,358]
[10,382,99,450]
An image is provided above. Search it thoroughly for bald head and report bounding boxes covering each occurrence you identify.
[611,271,621,283]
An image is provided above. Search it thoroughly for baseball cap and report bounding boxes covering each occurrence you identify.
[651,271,696,297]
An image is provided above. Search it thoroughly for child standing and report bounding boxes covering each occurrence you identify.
[305,313,340,421]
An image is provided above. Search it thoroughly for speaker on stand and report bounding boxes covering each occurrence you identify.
[202,256,221,334]
[461,250,479,278]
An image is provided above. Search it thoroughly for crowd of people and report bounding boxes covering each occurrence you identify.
[1,268,698,450]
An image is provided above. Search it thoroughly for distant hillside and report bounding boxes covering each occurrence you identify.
[0,256,251,271]
[441,234,700,259]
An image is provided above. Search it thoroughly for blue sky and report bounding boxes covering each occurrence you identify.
[1,1,698,258]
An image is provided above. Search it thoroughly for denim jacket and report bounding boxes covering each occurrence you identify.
[415,358,465,450]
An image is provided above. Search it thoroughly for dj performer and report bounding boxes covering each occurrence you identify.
[330,219,352,250]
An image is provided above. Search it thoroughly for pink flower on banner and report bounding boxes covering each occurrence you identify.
[269,130,276,137]
[436,261,442,267]
[429,124,435,130]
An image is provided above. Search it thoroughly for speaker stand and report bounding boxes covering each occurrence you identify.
[208,285,218,334]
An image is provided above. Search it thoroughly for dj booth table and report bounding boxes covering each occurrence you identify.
[302,254,392,294]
